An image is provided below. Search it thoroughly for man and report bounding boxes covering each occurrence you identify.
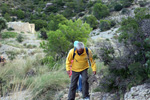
[0,55,6,66]
[66,42,96,100]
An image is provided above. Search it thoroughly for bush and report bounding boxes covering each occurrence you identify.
[121,0,133,8]
[134,8,149,19]
[134,7,148,15]
[26,44,36,49]
[123,2,132,8]
[0,3,10,15]
[97,12,150,95]
[110,20,116,27]
[99,20,111,31]
[78,12,85,17]
[114,4,123,11]
[40,28,48,39]
[62,9,75,18]
[6,51,18,60]
[41,19,92,61]
[93,3,109,19]
[7,27,14,31]
[4,13,11,22]
[32,19,48,31]
[83,15,98,29]
[16,9,25,19]
[73,0,85,13]
[139,1,147,7]
[121,8,130,15]
[47,14,67,31]
[87,1,97,8]
[45,5,58,13]
[1,32,17,39]
[0,17,7,33]
[16,34,24,42]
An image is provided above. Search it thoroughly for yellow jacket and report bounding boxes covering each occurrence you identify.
[66,48,96,72]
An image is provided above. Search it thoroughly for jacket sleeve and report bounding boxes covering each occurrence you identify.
[66,49,73,71]
[88,49,96,71]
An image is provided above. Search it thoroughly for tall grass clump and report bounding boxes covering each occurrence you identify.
[0,54,70,99]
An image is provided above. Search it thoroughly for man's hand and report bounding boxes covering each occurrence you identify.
[93,71,96,75]
[67,71,70,75]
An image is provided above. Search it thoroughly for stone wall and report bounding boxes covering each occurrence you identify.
[8,22,35,33]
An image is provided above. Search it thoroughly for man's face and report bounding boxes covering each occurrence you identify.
[77,48,84,54]
[1,56,3,59]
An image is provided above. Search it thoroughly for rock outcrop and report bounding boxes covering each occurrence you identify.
[124,83,150,100]
[8,22,35,33]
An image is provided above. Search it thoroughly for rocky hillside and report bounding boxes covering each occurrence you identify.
[0,0,150,100]
[0,31,44,60]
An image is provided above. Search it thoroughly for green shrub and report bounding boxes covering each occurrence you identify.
[73,0,85,13]
[134,8,149,19]
[99,20,111,31]
[16,9,25,19]
[121,8,130,15]
[0,17,7,33]
[23,43,27,46]
[45,5,58,13]
[40,28,48,39]
[87,1,97,8]
[78,12,85,17]
[26,44,36,49]
[47,14,67,31]
[62,9,75,18]
[10,9,17,16]
[123,2,132,8]
[134,7,148,15]
[121,0,133,8]
[1,32,17,39]
[7,27,14,31]
[93,3,109,19]
[32,19,48,31]
[4,13,11,22]
[83,15,98,29]
[114,4,123,11]
[6,51,19,60]
[110,20,116,27]
[98,12,150,95]
[33,45,37,48]
[41,19,92,61]
[0,3,10,15]
[139,1,147,7]
[106,2,117,12]
[16,34,24,43]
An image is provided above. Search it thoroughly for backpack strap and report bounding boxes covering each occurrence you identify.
[73,48,76,59]
[86,47,89,57]
[86,47,91,66]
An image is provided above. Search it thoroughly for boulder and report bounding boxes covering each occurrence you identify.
[124,83,150,100]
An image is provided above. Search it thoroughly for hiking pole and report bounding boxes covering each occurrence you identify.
[88,74,97,100]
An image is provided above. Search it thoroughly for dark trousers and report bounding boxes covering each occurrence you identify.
[68,69,89,100]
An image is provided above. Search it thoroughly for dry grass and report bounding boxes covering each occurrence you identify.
[0,54,70,100]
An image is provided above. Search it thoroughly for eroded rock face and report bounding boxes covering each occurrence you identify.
[124,83,150,100]
[8,22,35,33]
